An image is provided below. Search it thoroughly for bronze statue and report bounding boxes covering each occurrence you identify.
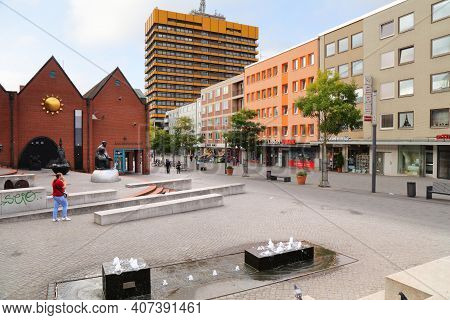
[95,141,113,170]
[51,138,70,175]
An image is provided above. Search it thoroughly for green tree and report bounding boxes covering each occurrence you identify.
[295,70,361,187]
[151,128,171,161]
[173,117,202,168]
[224,109,265,177]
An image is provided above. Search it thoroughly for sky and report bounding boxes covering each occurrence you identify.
[0,0,396,93]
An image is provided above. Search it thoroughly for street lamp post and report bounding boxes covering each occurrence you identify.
[371,91,378,193]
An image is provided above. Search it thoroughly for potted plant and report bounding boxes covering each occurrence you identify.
[296,170,307,185]
[335,153,344,173]
[226,166,234,176]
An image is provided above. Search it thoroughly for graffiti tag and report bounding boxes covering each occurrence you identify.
[1,191,39,207]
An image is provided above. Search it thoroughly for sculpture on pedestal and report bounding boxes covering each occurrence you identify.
[51,139,70,175]
[95,141,113,170]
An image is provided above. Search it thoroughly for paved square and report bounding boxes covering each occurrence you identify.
[0,166,449,300]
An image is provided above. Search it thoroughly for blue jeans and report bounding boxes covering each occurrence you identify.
[52,196,68,220]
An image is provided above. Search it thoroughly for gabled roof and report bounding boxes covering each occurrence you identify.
[0,83,5,93]
[83,67,145,105]
[18,56,84,98]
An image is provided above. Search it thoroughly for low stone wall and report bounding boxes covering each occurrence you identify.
[94,194,224,226]
[0,187,47,215]
[0,174,36,190]
[125,179,192,191]
[46,189,117,208]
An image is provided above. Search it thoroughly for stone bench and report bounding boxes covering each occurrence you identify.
[0,187,46,215]
[94,193,223,226]
[0,174,35,190]
[426,181,450,200]
[46,189,117,208]
[125,178,192,191]
[270,175,291,183]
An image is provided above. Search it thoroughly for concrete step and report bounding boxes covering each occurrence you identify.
[359,290,385,300]
[125,178,192,191]
[94,193,224,226]
[0,184,245,223]
[46,189,116,208]
[385,256,450,300]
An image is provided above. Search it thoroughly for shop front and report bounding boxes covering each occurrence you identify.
[438,145,450,180]
[259,140,318,169]
[347,145,370,174]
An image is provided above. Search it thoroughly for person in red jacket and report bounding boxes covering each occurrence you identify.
[52,173,70,222]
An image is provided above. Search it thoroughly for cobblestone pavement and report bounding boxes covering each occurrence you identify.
[0,166,449,300]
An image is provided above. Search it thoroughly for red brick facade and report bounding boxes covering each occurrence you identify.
[0,57,150,174]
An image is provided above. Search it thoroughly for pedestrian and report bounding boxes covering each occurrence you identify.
[165,159,171,174]
[190,154,194,162]
[176,161,181,174]
[52,173,70,222]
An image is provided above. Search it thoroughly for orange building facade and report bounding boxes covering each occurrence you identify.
[244,39,320,169]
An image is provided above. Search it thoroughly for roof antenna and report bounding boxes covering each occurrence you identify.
[199,0,206,14]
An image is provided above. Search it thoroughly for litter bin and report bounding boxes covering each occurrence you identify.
[266,170,272,180]
[407,182,416,198]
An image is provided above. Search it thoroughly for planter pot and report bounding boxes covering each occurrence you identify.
[337,167,343,173]
[226,168,234,176]
[296,175,307,185]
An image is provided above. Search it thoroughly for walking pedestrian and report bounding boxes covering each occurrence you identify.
[52,173,70,222]
[190,154,194,162]
[176,161,181,174]
[165,159,171,174]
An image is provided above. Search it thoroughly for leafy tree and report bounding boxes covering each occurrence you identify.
[224,109,265,177]
[173,117,203,168]
[295,70,361,187]
[151,128,171,161]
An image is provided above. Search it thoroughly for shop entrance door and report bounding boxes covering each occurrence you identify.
[114,149,125,173]
[425,147,434,176]
[376,153,384,175]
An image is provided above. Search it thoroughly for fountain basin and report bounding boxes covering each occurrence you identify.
[245,244,314,271]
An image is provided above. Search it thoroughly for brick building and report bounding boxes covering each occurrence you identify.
[0,57,150,174]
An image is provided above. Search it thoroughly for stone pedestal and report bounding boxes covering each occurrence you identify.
[91,170,120,183]
[102,259,150,300]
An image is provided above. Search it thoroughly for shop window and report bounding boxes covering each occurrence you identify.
[430,108,449,128]
[380,82,395,100]
[380,20,394,39]
[282,126,288,136]
[438,146,450,179]
[326,42,335,57]
[399,12,414,33]
[431,72,450,92]
[338,37,349,53]
[399,46,415,65]
[380,114,394,129]
[399,112,414,129]
[380,51,395,70]
[352,60,363,76]
[432,0,450,22]
[398,146,423,176]
[338,64,349,78]
[399,79,414,97]
[352,32,363,49]
[432,35,450,58]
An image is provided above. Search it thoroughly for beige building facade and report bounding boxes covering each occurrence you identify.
[320,0,450,179]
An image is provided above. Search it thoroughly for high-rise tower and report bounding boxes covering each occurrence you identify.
[145,6,259,127]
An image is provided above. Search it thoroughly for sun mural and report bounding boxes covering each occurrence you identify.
[41,95,64,115]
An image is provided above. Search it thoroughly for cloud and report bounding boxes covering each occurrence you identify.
[67,0,151,47]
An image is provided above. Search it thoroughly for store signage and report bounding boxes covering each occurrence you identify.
[320,136,351,142]
[364,76,373,122]
[436,134,450,140]
[281,140,296,145]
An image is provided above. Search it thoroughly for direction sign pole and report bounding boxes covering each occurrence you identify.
[371,91,377,194]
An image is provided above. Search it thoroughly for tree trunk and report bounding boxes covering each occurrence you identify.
[183,149,188,169]
[242,150,249,177]
[319,136,330,188]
